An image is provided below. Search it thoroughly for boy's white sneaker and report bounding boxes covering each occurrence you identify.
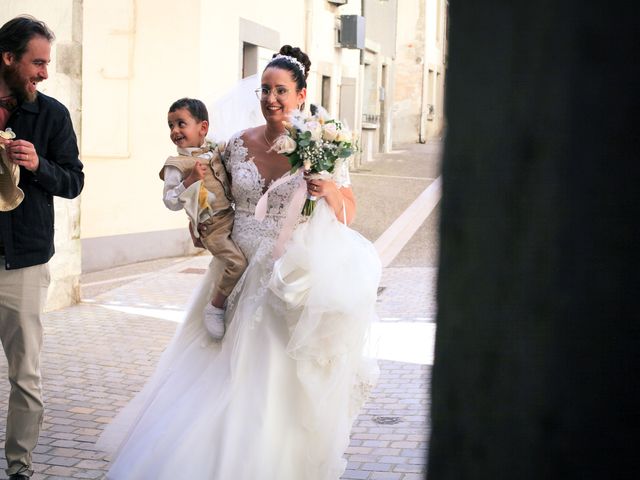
[203,304,225,340]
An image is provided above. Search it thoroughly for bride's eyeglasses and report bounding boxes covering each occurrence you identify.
[255,87,291,101]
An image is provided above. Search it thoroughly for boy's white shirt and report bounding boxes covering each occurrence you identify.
[162,142,217,237]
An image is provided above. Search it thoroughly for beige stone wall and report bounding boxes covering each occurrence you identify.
[2,1,83,310]
[392,0,447,145]
[423,0,447,140]
[392,0,424,144]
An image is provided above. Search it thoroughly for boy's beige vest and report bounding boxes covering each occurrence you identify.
[159,145,233,212]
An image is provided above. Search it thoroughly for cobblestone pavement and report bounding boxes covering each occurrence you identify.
[0,142,440,479]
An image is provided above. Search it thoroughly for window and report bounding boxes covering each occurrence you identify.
[321,76,331,111]
[242,43,258,78]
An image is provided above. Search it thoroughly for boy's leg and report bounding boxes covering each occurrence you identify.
[210,291,226,309]
[200,212,247,299]
[200,214,246,340]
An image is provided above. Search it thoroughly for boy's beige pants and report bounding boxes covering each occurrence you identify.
[199,209,247,298]
[0,262,49,477]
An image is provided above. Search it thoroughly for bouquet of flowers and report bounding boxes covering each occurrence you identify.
[269,109,356,215]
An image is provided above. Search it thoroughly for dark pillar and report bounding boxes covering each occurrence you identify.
[428,2,639,479]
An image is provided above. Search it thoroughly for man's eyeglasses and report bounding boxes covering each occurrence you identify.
[255,87,291,101]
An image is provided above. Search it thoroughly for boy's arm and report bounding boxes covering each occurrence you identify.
[163,165,188,211]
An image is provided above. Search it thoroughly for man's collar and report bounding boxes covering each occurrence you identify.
[19,95,40,113]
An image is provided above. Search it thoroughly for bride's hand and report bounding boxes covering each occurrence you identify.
[305,172,356,224]
[305,175,337,198]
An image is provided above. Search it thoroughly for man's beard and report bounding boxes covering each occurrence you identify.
[1,64,37,103]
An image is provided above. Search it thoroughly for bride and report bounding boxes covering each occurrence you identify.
[98,45,381,480]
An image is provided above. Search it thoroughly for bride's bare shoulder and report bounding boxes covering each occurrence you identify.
[237,126,265,152]
[241,126,263,142]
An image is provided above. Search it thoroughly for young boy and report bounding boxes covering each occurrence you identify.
[160,98,246,340]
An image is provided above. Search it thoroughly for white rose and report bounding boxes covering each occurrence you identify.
[303,159,312,171]
[305,121,322,142]
[0,128,16,140]
[321,123,338,142]
[272,135,297,154]
[336,129,352,143]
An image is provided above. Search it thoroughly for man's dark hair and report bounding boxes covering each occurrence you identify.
[169,98,209,123]
[0,15,55,62]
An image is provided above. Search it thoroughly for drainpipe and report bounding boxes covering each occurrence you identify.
[418,61,426,143]
[360,0,366,66]
[355,0,367,166]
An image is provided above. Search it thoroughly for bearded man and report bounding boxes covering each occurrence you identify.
[0,15,84,480]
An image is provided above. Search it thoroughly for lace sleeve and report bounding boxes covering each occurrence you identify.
[222,131,244,171]
[332,158,352,188]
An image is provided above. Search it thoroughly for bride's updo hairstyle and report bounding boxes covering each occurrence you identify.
[265,45,311,91]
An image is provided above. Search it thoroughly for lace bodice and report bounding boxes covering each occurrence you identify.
[223,132,351,263]
[223,134,302,262]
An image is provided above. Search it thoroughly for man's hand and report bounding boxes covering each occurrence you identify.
[7,139,40,172]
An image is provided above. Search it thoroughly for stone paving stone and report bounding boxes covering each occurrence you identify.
[363,440,390,448]
[348,454,380,463]
[342,469,371,480]
[370,472,403,480]
[394,463,425,474]
[379,455,408,465]
[370,448,402,456]
[47,456,81,467]
[362,462,392,472]
[31,454,53,465]
[73,471,104,479]
[74,459,109,470]
[48,447,78,458]
[41,465,80,477]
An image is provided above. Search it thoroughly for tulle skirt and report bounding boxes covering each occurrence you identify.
[98,201,381,479]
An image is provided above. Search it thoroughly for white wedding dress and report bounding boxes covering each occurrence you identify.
[98,133,381,479]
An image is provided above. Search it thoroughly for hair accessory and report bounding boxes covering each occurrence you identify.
[269,54,306,75]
